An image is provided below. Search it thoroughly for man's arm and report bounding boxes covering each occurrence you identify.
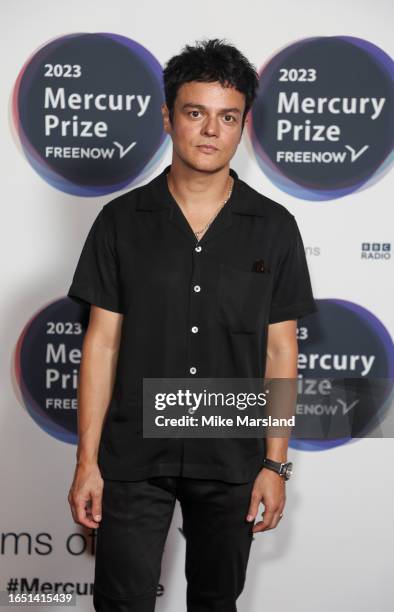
[264,318,298,460]
[246,319,298,532]
[68,306,123,529]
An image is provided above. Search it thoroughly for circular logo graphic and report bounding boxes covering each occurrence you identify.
[11,33,168,196]
[293,299,394,451]
[15,298,89,444]
[249,36,394,200]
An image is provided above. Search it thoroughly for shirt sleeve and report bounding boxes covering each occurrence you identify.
[268,214,318,324]
[67,207,124,314]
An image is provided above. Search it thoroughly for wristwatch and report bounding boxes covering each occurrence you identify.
[262,457,293,481]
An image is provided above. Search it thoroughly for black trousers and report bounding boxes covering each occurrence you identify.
[93,476,256,611]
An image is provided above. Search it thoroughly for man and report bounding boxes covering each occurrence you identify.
[67,39,317,611]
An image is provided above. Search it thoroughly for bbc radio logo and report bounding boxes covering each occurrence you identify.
[361,242,391,259]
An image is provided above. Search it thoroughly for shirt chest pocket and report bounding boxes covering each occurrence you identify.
[216,263,271,333]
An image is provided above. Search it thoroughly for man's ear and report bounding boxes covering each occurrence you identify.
[162,103,172,134]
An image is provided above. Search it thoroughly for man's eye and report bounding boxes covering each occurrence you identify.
[223,115,235,122]
[189,110,201,118]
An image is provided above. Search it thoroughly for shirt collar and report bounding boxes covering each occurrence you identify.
[136,164,266,217]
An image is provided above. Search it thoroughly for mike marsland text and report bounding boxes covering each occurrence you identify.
[154,415,295,427]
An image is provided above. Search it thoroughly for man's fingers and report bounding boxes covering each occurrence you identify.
[74,498,89,523]
[74,497,100,529]
[67,464,104,528]
[269,510,284,530]
[252,509,276,533]
[252,520,265,533]
[252,507,285,533]
[90,491,103,523]
[246,490,261,522]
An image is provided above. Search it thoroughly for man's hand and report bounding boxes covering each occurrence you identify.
[246,467,286,534]
[68,462,104,529]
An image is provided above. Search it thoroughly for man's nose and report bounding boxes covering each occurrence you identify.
[201,115,219,136]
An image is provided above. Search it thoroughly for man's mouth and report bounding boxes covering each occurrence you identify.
[197,144,218,152]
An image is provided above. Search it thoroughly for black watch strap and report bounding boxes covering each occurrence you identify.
[262,457,293,480]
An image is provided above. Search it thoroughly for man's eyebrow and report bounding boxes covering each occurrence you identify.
[182,103,242,114]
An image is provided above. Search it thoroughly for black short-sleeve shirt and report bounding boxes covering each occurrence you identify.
[67,164,318,482]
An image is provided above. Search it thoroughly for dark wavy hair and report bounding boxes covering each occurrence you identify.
[163,38,259,127]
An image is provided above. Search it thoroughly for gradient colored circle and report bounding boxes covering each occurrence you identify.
[249,36,394,200]
[12,33,169,196]
[15,298,90,444]
[293,299,394,451]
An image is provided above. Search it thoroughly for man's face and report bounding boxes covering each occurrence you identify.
[162,80,246,173]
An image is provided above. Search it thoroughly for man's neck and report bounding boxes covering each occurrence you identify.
[166,157,232,214]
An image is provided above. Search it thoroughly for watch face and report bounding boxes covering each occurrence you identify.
[284,462,293,480]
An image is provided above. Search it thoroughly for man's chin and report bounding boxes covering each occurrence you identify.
[182,156,229,175]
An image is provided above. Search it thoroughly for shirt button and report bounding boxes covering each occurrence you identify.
[195,245,202,252]
[191,326,199,333]
[193,285,201,292]
[189,366,197,375]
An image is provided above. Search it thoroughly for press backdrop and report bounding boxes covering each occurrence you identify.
[1,0,393,610]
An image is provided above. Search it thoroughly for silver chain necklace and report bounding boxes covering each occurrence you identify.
[193,176,234,241]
